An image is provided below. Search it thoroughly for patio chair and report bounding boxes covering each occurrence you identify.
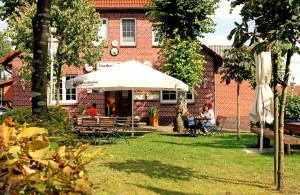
[96,117,129,144]
[77,117,98,144]
[207,116,226,136]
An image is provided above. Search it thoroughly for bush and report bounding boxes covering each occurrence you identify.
[284,95,300,119]
[0,107,72,136]
[0,118,100,194]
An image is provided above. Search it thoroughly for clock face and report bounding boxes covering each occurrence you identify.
[110,47,119,56]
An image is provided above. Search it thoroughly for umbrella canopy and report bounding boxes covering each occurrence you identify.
[249,51,274,151]
[66,60,188,135]
[66,60,188,91]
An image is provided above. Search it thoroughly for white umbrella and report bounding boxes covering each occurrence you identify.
[249,51,274,151]
[66,60,188,135]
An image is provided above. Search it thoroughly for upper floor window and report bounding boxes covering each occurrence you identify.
[160,90,194,104]
[152,26,161,46]
[100,18,108,40]
[93,18,108,46]
[121,18,136,46]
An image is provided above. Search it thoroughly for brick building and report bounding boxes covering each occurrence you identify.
[0,0,257,130]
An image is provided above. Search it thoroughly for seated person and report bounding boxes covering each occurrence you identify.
[184,111,197,136]
[198,103,215,135]
[86,103,99,117]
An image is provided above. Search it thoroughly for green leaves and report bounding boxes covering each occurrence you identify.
[147,0,219,39]
[219,46,255,87]
[229,0,300,55]
[159,35,205,89]
[6,0,104,82]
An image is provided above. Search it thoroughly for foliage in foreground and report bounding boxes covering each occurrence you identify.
[0,116,100,194]
[0,107,72,136]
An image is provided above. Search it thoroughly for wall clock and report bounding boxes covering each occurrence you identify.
[110,47,119,56]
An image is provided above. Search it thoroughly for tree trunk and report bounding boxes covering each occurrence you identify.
[237,83,241,139]
[273,53,279,186]
[31,0,51,115]
[173,91,187,132]
[278,49,293,192]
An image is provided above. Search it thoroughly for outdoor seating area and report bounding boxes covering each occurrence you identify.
[250,126,300,155]
[74,115,129,144]
[184,115,226,137]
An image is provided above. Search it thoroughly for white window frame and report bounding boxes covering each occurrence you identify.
[120,18,136,46]
[160,90,194,104]
[93,18,108,46]
[52,75,77,104]
[152,26,160,46]
[100,18,108,40]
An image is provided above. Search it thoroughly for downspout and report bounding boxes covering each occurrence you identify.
[214,67,217,117]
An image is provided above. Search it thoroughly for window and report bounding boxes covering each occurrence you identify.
[93,19,108,46]
[186,91,194,103]
[121,18,136,46]
[152,26,161,46]
[100,18,108,40]
[52,75,77,104]
[160,90,194,103]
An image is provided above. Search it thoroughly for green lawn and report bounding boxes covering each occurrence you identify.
[85,132,300,194]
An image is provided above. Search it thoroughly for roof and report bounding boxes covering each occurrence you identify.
[94,0,151,10]
[202,45,223,68]
[207,45,231,58]
[0,51,20,74]
[0,51,20,67]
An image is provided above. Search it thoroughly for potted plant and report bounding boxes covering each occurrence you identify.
[148,107,159,126]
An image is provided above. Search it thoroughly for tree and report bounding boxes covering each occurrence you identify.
[229,0,300,191]
[219,46,255,139]
[5,0,104,106]
[0,32,13,81]
[0,0,51,116]
[0,32,12,60]
[147,0,219,132]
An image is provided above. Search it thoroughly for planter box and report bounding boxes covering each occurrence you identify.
[149,116,159,127]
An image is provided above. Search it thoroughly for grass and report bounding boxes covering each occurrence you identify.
[84,132,300,194]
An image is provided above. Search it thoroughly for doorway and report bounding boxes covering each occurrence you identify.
[105,90,132,116]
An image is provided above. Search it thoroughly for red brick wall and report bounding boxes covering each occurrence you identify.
[215,74,255,130]
[12,57,31,108]
[99,12,160,66]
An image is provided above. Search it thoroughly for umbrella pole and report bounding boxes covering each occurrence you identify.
[131,89,134,137]
[260,121,264,151]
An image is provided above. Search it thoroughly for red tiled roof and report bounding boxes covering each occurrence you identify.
[94,0,151,9]
[0,51,18,65]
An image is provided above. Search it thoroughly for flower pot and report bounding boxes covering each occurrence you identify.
[149,116,159,127]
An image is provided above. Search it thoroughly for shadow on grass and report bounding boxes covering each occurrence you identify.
[153,134,256,149]
[195,173,271,190]
[104,159,196,181]
[134,184,202,195]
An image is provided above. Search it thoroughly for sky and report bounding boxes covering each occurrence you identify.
[0,0,299,84]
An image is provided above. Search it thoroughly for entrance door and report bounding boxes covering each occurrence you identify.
[105,90,132,116]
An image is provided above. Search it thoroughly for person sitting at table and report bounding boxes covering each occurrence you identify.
[86,103,99,116]
[183,111,197,136]
[198,103,215,135]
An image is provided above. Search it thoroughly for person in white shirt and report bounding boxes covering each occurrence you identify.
[199,103,215,135]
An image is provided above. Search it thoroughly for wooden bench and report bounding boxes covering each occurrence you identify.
[250,127,300,155]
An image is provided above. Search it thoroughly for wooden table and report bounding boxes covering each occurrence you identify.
[285,122,300,135]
